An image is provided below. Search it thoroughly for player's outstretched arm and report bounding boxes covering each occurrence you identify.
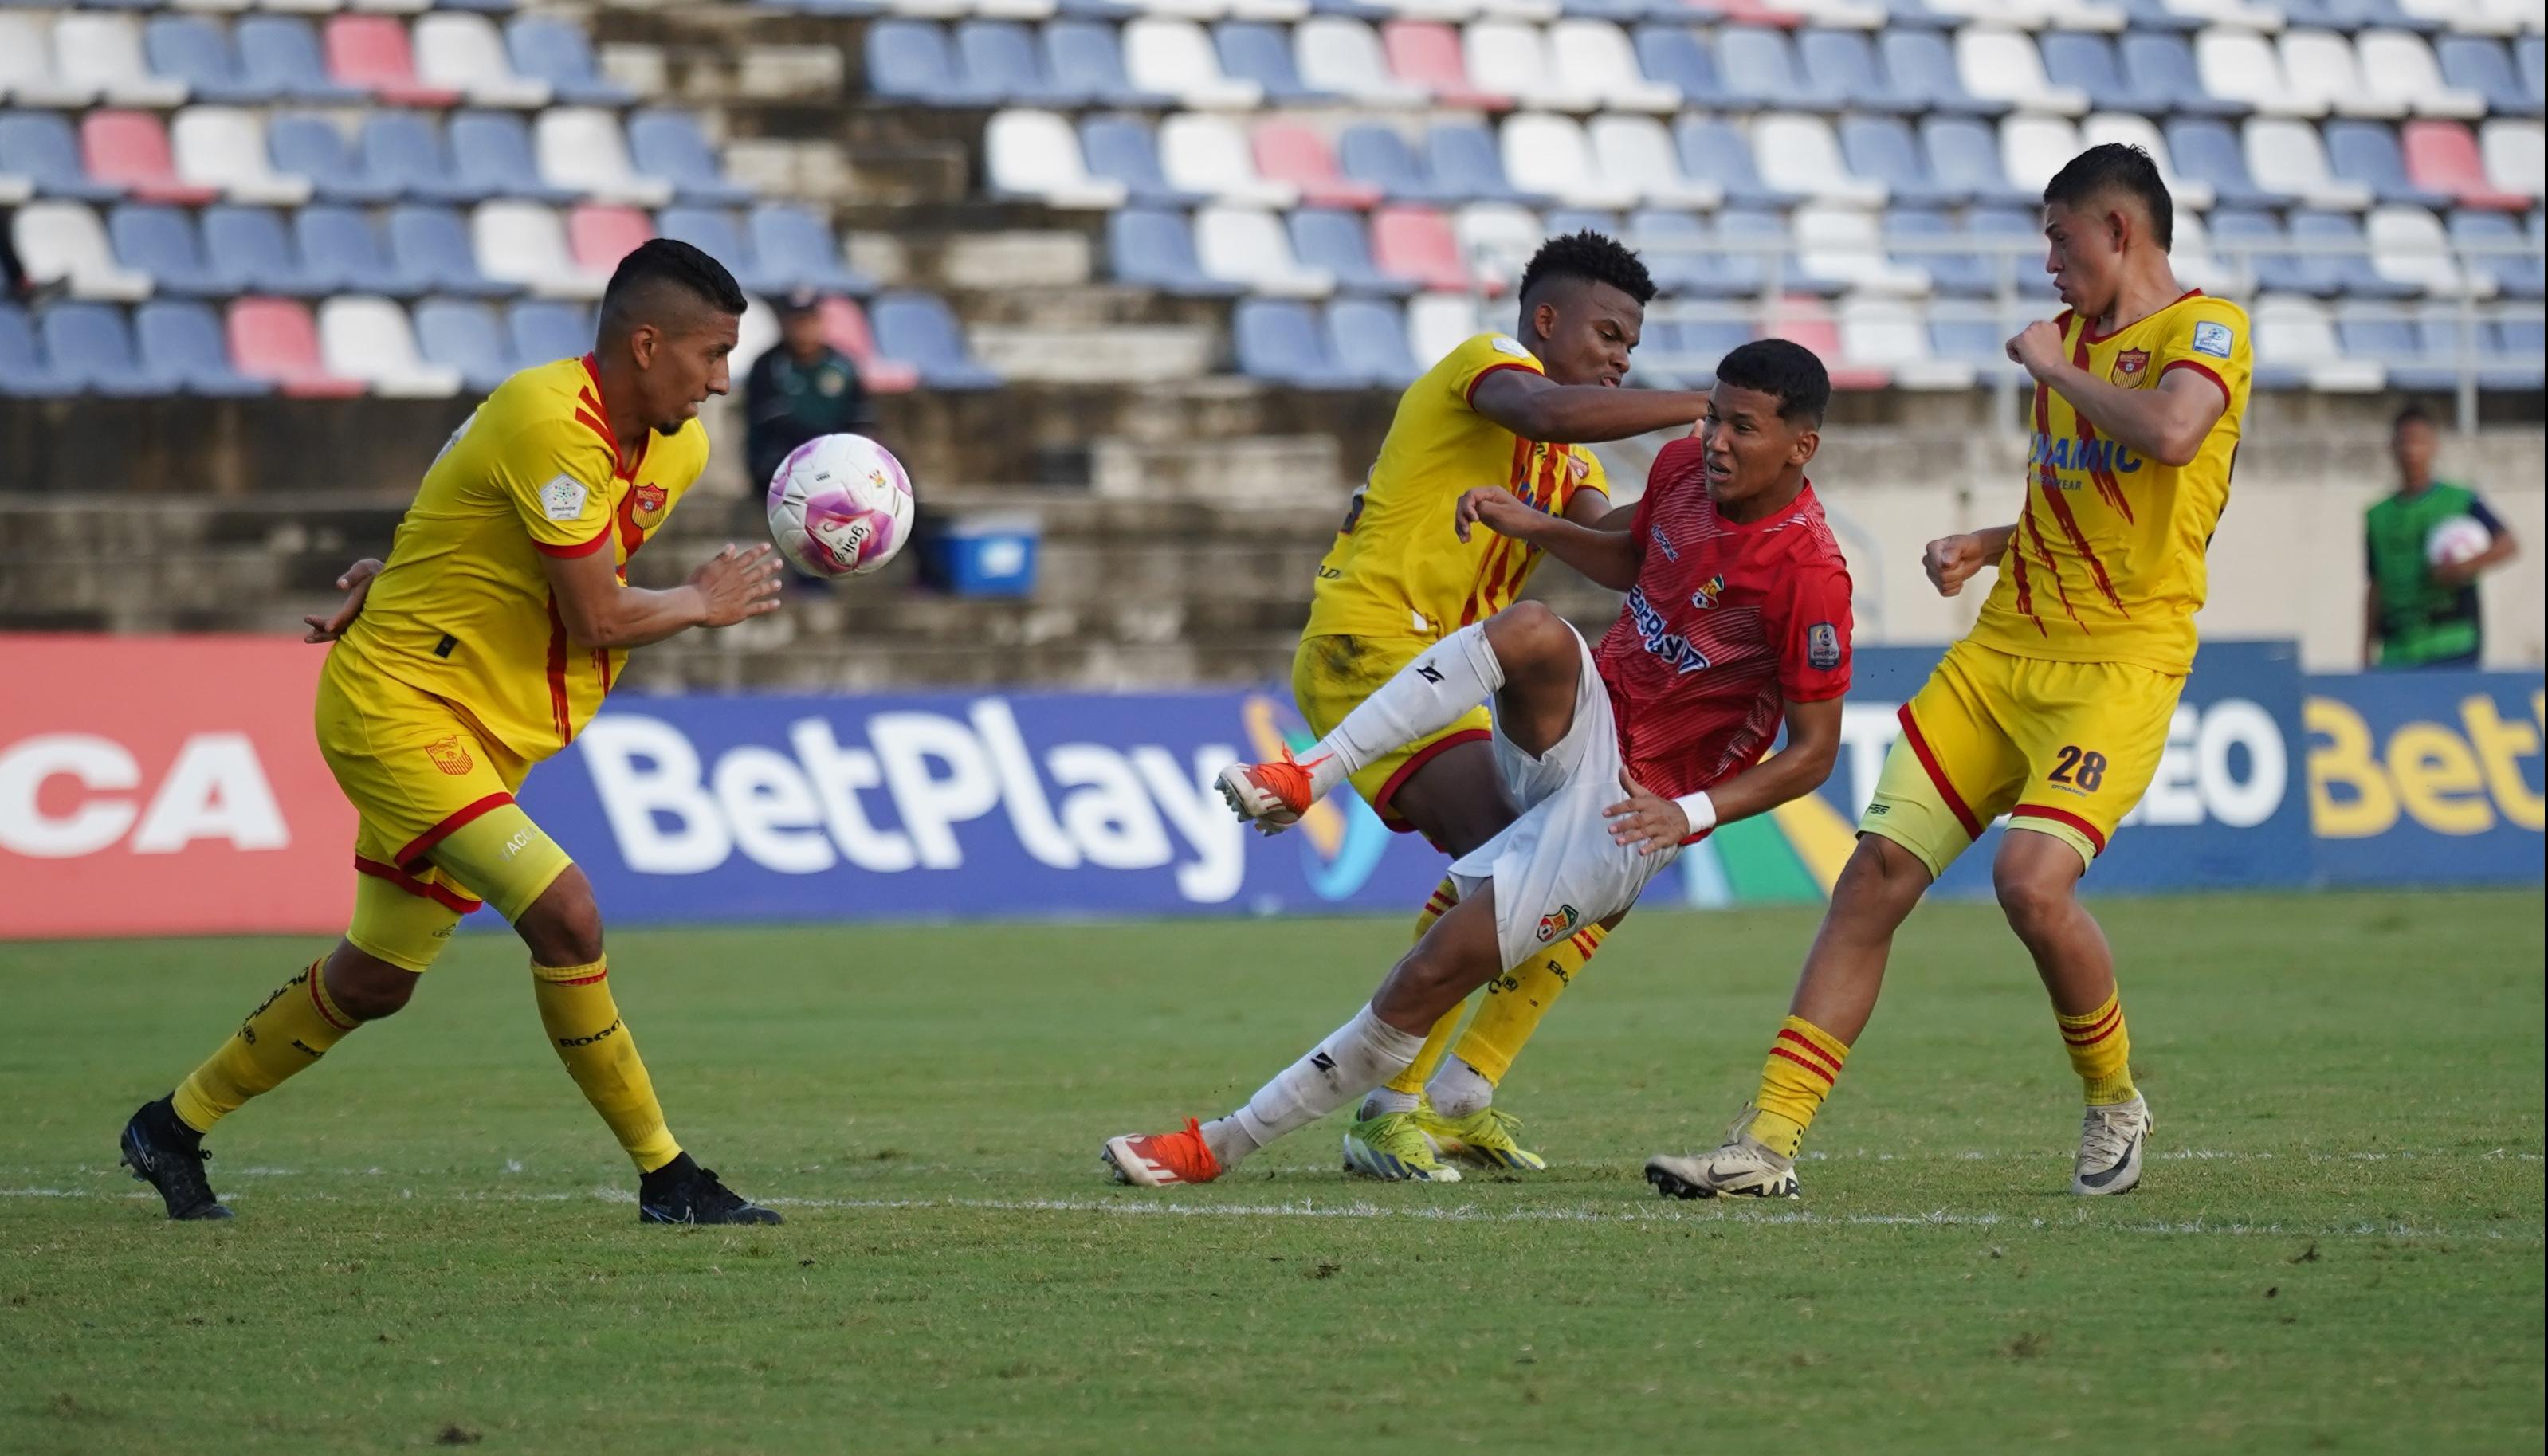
[1455,485,1641,591]
[542,542,782,650]
[2007,321,2225,468]
[1604,697,1845,855]
[1470,369,1710,445]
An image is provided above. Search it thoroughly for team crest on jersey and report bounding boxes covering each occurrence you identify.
[2110,348,2150,383]
[1690,573,1725,610]
[424,736,473,777]
[1536,905,1580,944]
[631,482,667,516]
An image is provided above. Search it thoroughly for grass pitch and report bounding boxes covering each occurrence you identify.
[2,889,2541,1455]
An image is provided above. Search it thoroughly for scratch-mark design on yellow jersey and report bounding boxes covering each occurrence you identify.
[1970,292,2251,677]
[1305,332,1608,641]
[336,355,710,760]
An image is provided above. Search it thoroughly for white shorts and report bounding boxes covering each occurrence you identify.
[1448,623,1678,973]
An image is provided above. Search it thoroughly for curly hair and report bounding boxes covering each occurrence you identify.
[1517,230,1656,308]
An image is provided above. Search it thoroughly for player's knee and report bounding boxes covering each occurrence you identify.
[1992,862,2073,940]
[1834,837,1930,925]
[324,943,419,1021]
[1483,601,1571,675]
[515,867,606,967]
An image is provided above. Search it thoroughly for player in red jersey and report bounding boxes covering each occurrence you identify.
[1100,341,1853,1186]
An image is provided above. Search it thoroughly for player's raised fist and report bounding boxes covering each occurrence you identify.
[1923,534,1992,598]
[2004,320,2067,379]
[691,543,785,627]
[1455,485,1538,544]
[302,557,385,642]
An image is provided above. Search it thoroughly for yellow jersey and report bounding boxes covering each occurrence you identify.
[1304,332,1608,641]
[1970,291,2251,677]
[335,355,710,759]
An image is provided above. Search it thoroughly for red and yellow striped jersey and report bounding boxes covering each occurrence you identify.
[335,355,709,759]
[1304,332,1608,642]
[1970,292,2251,676]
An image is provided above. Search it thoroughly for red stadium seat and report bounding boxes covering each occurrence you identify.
[1253,122,1384,210]
[80,112,218,206]
[1682,0,1806,29]
[229,297,364,398]
[1381,22,1512,111]
[324,14,464,107]
[1370,206,1472,292]
[567,204,654,275]
[818,296,920,394]
[2401,120,2533,212]
[1765,296,1888,390]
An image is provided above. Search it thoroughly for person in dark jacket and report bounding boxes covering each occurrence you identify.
[744,289,874,489]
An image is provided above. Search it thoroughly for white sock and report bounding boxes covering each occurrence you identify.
[1203,1006,1427,1169]
[1426,1057,1498,1120]
[1358,1088,1420,1120]
[1304,624,1504,800]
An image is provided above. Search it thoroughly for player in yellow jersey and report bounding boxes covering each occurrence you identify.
[1294,232,1718,1179]
[117,241,788,1225]
[1648,145,2249,1203]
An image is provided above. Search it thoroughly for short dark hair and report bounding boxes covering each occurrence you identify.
[2042,142,2173,252]
[2393,402,2436,432]
[1517,230,1655,308]
[1714,339,1830,426]
[599,238,747,341]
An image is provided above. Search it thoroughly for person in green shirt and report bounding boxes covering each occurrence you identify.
[744,289,877,491]
[2364,406,2519,669]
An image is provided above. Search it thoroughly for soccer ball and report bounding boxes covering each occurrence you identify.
[2424,514,2490,569]
[767,434,915,579]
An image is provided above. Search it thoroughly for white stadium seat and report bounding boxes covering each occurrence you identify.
[2244,118,2375,211]
[2357,29,2487,120]
[1797,206,1930,295]
[2161,0,2285,32]
[2166,210,2245,296]
[54,14,190,108]
[1455,202,1545,282]
[1753,115,1888,208]
[1294,19,1425,108]
[2002,114,2086,196]
[1,16,97,108]
[2252,296,2384,390]
[2479,120,2544,202]
[986,110,1128,210]
[174,108,315,206]
[535,109,675,207]
[2036,0,2129,33]
[2397,0,2520,36]
[1407,292,1483,370]
[2367,206,2491,297]
[414,13,553,109]
[320,296,463,398]
[1549,21,1677,114]
[1500,115,1638,210]
[1956,28,2088,116]
[2279,30,2403,122]
[1842,299,1974,390]
[1195,205,1333,297]
[1789,0,1892,30]
[1466,22,1596,112]
[471,202,599,299]
[2196,28,2319,120]
[10,202,151,302]
[1160,114,1296,207]
[2081,113,2216,212]
[1125,18,1262,111]
[1588,116,1721,210]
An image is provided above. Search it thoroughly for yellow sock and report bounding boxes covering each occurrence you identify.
[171,958,363,1134]
[1746,1015,1851,1160]
[1382,878,1463,1098]
[531,957,681,1173]
[2058,990,2136,1105]
[1451,922,1606,1083]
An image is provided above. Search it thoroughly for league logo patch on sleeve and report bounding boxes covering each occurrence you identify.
[538,475,589,523]
[2191,320,2234,359]
[1807,622,1842,671]
[1490,335,1530,357]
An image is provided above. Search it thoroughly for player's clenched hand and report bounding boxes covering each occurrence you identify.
[1923,534,1991,597]
[302,558,385,642]
[1604,769,1686,858]
[2004,320,2067,380]
[690,543,784,627]
[1455,486,1538,544]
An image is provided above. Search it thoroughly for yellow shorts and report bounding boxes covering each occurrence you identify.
[1291,634,1491,841]
[315,648,575,969]
[1860,639,2184,877]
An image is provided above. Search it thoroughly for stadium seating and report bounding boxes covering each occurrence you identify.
[870,292,1001,390]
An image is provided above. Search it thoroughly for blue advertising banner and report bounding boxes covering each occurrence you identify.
[2303,671,2546,886]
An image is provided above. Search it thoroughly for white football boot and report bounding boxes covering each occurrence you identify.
[2072,1093,2153,1196]
[1644,1106,1800,1200]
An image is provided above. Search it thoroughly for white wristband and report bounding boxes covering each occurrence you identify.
[1672,791,1718,837]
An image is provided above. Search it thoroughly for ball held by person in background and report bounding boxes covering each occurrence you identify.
[2424,514,2491,569]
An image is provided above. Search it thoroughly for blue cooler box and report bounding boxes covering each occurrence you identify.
[919,513,1040,598]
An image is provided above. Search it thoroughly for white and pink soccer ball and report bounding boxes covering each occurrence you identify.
[766,434,915,579]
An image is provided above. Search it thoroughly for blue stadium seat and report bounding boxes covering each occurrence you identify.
[39,303,155,398]
[1627,208,1725,297]
[1217,22,1330,104]
[388,205,519,297]
[1545,209,1620,240]
[135,300,269,397]
[450,112,577,204]
[108,206,234,298]
[1879,31,2007,117]
[1878,0,1957,31]
[144,15,279,104]
[2521,37,2545,112]
[237,16,361,104]
[2040,32,2175,118]
[1631,26,1734,110]
[2167,119,2293,210]
[508,300,593,367]
[362,114,485,205]
[2439,36,2543,121]
[414,298,516,394]
[1930,312,2018,371]
[0,112,118,202]
[2483,316,2545,388]
[2208,210,2324,296]
[2118,34,2247,120]
[1289,208,1415,297]
[202,206,324,297]
[656,206,775,293]
[2326,121,2455,210]
[864,22,995,107]
[269,113,398,206]
[1338,124,1457,204]
[1965,206,2040,296]
[0,304,70,398]
[1232,299,1356,390]
[1918,118,2032,210]
[1328,297,1419,388]
[957,21,1083,107]
[2448,210,2545,300]
[296,206,421,297]
[1560,0,1661,22]
[1428,124,1545,206]
[870,292,1000,390]
[2339,316,2454,394]
[2315,0,2444,35]
[1886,208,1992,296]
[1675,117,1803,210]
[627,111,756,206]
[751,203,875,296]
[1046,21,1172,108]
[1718,27,1844,114]
[2295,210,2421,300]
[1081,116,1203,206]
[1842,117,1964,207]
[1797,29,1922,116]
[2106,0,2202,32]
[1663,317,1758,381]
[508,16,636,105]
[1108,207,1243,297]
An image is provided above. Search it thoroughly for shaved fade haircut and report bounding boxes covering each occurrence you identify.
[1714,339,1831,426]
[599,238,747,345]
[1517,230,1656,308]
[2043,143,2173,252]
